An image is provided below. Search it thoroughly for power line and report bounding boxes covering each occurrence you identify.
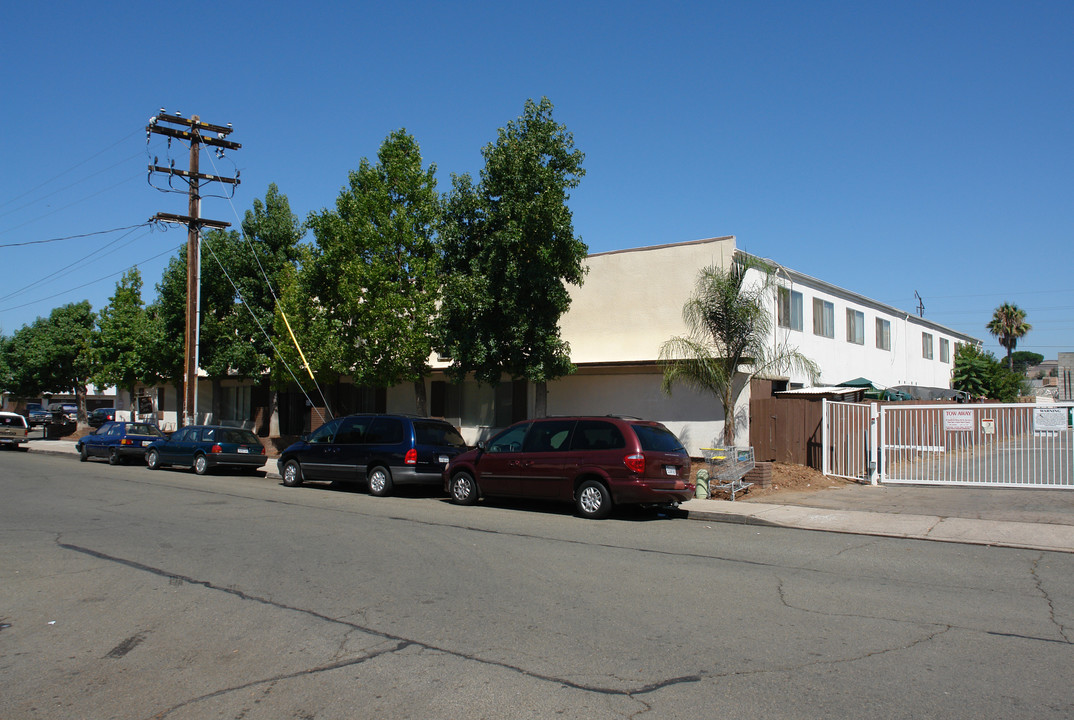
[0,222,152,249]
[0,225,149,304]
[0,129,143,212]
[0,240,182,314]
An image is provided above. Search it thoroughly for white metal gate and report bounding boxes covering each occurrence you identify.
[881,403,1074,488]
[823,400,1074,488]
[822,400,876,482]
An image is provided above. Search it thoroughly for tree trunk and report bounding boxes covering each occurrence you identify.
[721,386,736,447]
[414,379,428,416]
[534,381,547,419]
[75,383,89,430]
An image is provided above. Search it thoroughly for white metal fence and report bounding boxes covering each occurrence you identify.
[822,400,875,482]
[823,400,1074,488]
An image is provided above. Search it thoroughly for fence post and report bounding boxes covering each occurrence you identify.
[868,402,879,485]
[821,398,829,477]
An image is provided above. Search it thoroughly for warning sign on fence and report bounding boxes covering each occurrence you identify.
[1034,406,1068,433]
[943,408,974,432]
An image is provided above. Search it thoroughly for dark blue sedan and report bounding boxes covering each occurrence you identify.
[77,421,166,465]
[145,425,267,475]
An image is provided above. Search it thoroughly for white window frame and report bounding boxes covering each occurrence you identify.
[778,287,803,332]
[813,298,834,339]
[922,332,934,360]
[846,309,864,345]
[876,318,891,351]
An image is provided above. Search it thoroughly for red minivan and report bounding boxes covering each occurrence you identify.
[444,416,694,519]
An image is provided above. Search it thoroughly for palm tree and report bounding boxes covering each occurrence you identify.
[659,255,819,447]
[986,303,1031,371]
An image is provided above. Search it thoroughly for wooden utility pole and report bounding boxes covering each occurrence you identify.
[147,111,240,426]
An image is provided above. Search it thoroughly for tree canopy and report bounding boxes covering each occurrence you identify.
[986,303,1031,371]
[438,97,587,414]
[951,343,1027,402]
[92,268,155,396]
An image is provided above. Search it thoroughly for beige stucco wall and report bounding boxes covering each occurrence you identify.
[560,236,737,363]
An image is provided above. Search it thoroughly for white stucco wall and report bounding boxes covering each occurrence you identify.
[560,237,736,363]
[753,263,978,390]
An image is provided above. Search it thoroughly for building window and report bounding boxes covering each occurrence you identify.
[778,287,803,331]
[922,332,934,360]
[940,338,950,363]
[876,318,891,351]
[812,298,834,338]
[846,309,864,345]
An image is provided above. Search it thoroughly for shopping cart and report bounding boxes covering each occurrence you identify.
[700,447,756,501]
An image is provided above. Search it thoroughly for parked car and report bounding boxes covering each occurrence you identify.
[47,402,78,425]
[145,425,267,475]
[0,411,30,449]
[444,416,694,519]
[77,421,166,465]
[277,414,468,496]
[88,407,117,428]
[24,403,50,427]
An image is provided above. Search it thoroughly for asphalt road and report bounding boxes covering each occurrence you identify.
[2,451,1073,719]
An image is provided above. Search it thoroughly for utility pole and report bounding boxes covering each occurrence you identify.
[147,110,240,427]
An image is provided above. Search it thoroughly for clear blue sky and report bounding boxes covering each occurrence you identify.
[2,1,1070,361]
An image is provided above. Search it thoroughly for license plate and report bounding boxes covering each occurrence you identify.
[664,465,677,476]
[439,455,449,464]
[238,448,249,454]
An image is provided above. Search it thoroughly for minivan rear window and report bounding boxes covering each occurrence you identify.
[414,421,466,448]
[631,424,685,452]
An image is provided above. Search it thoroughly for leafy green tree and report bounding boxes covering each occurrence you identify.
[987,303,1031,371]
[305,131,442,414]
[1010,350,1043,375]
[208,184,306,379]
[951,344,1027,402]
[5,303,97,424]
[659,257,819,447]
[92,269,156,404]
[438,98,587,416]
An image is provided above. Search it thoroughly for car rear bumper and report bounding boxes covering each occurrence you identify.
[207,453,267,469]
[392,466,444,486]
[610,479,695,505]
[0,437,27,445]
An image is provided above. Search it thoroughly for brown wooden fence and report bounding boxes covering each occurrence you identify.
[749,397,824,468]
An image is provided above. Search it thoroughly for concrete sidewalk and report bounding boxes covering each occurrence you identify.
[21,438,1074,553]
[678,492,1074,553]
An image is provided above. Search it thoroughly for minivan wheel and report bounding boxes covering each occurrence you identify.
[450,472,478,505]
[193,454,210,475]
[281,459,303,487]
[368,466,393,497]
[576,480,612,519]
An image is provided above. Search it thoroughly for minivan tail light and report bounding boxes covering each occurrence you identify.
[624,453,645,473]
[210,444,223,454]
[405,448,417,465]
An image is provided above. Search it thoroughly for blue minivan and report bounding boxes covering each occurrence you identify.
[277,414,467,497]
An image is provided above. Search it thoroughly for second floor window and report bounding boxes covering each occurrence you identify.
[922,332,934,360]
[876,318,891,351]
[846,309,864,345]
[813,298,834,338]
[940,338,951,363]
[778,287,803,331]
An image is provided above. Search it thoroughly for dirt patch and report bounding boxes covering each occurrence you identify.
[688,459,859,501]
